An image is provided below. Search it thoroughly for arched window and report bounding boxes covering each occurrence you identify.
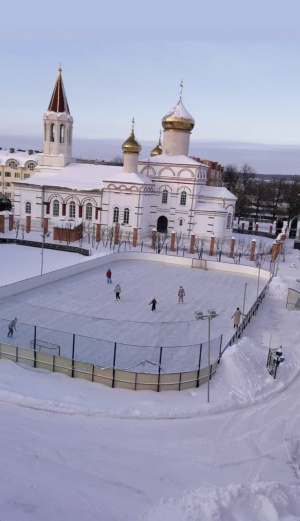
[50,124,55,142]
[25,202,31,214]
[69,201,76,219]
[180,191,187,206]
[179,219,183,226]
[8,160,18,169]
[227,214,232,229]
[162,189,168,204]
[85,202,92,220]
[113,207,119,224]
[60,125,65,144]
[27,162,36,171]
[123,208,130,225]
[53,199,60,217]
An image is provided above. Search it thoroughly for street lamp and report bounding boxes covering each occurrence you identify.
[194,309,219,403]
[40,231,50,275]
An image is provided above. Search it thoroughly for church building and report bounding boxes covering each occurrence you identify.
[14,69,236,239]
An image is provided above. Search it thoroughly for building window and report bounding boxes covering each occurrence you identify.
[25,202,31,214]
[14,173,20,178]
[5,192,11,198]
[50,124,55,142]
[162,189,168,204]
[179,219,183,226]
[180,191,187,206]
[24,174,30,179]
[27,162,36,171]
[113,207,119,224]
[227,214,232,229]
[60,125,65,144]
[69,201,76,219]
[5,172,11,177]
[4,182,11,187]
[8,161,18,169]
[85,203,92,220]
[53,199,60,217]
[123,208,130,225]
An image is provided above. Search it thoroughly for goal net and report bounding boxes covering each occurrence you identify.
[286,288,300,311]
[30,339,61,356]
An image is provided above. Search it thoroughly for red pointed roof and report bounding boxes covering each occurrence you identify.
[47,68,70,114]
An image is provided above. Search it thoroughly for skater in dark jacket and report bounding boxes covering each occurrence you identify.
[106,268,112,283]
[149,297,157,311]
[7,317,17,338]
[178,286,185,303]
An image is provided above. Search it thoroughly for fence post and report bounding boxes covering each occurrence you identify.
[112,342,117,388]
[33,325,37,368]
[71,334,75,378]
[218,334,223,361]
[197,343,202,387]
[157,346,163,392]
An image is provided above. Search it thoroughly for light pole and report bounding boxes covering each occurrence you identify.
[194,309,219,403]
[256,261,261,300]
[242,282,247,315]
[40,232,50,275]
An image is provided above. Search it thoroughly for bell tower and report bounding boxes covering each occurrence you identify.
[38,67,74,171]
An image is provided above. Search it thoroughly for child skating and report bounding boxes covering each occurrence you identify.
[149,297,157,311]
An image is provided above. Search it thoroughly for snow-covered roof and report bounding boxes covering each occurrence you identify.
[0,149,38,167]
[139,154,206,167]
[194,201,227,213]
[17,162,152,191]
[105,171,153,185]
[198,185,237,200]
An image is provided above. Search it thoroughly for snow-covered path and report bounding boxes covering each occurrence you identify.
[0,356,300,521]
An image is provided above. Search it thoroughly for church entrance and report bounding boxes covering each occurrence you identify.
[157,216,168,233]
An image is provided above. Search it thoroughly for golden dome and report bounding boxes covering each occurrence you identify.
[162,98,195,132]
[150,131,162,157]
[122,119,142,154]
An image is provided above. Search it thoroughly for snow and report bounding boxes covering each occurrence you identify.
[0,238,300,520]
[140,153,202,166]
[163,98,195,123]
[0,148,38,166]
[20,161,123,190]
[198,184,238,200]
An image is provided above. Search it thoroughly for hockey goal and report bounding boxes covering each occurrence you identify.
[30,339,61,356]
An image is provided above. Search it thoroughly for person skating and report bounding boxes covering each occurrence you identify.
[149,297,157,311]
[231,307,244,328]
[114,283,121,300]
[178,285,185,303]
[7,317,17,338]
[106,268,112,283]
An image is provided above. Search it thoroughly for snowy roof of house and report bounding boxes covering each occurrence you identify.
[139,154,206,167]
[0,149,38,167]
[17,162,152,191]
[198,185,237,200]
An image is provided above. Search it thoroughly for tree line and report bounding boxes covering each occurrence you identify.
[223,163,300,225]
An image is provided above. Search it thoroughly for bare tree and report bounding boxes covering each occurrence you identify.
[155,232,169,254]
[14,219,20,238]
[194,236,206,259]
[111,155,123,166]
[84,221,93,244]
[175,232,186,254]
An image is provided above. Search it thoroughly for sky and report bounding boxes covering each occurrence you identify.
[1,0,300,174]
[0,233,300,519]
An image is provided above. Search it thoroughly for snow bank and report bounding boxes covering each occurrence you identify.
[141,482,300,521]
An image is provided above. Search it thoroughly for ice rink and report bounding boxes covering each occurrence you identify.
[0,257,263,371]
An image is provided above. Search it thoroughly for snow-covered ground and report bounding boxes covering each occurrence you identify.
[0,238,300,520]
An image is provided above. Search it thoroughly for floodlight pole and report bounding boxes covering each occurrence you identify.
[242,282,247,316]
[41,232,49,275]
[207,315,211,403]
[256,263,261,300]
